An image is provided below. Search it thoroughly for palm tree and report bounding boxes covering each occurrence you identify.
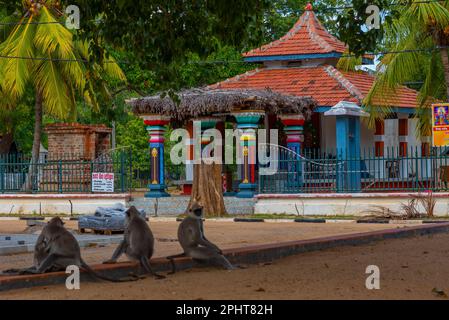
[363,1,449,136]
[0,0,126,190]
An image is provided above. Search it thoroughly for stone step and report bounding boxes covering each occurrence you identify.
[128,196,255,216]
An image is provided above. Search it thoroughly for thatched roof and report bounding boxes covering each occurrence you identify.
[127,88,316,122]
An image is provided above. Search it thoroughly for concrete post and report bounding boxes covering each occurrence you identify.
[324,101,368,192]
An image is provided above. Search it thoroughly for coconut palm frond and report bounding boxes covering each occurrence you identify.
[84,81,100,113]
[380,33,426,89]
[73,40,89,60]
[364,32,427,128]
[34,6,73,58]
[414,106,432,137]
[102,54,127,82]
[103,57,126,81]
[336,52,362,72]
[0,13,18,43]
[362,104,394,129]
[419,50,446,106]
[407,1,449,29]
[58,49,86,91]
[32,54,72,119]
[0,15,28,50]
[0,15,36,98]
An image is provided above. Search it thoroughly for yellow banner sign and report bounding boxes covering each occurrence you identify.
[432,103,449,147]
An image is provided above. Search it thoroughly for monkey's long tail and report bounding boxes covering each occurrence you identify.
[166,253,187,274]
[80,260,138,283]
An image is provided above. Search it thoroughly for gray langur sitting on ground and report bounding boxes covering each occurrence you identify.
[103,206,165,279]
[2,217,134,282]
[166,201,235,273]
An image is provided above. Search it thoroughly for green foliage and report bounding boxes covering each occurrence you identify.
[336,0,397,57]
[364,1,449,136]
[174,45,256,90]
[70,0,270,64]
[115,113,148,170]
[0,1,126,156]
[0,99,34,154]
[263,0,347,41]
[336,53,363,72]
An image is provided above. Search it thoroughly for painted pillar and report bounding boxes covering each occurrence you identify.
[398,115,409,157]
[232,111,263,198]
[182,121,194,195]
[196,117,220,149]
[374,119,385,157]
[280,114,305,189]
[142,115,171,198]
[421,135,431,157]
[324,102,368,193]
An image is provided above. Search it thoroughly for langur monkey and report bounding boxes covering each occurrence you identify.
[2,217,134,282]
[103,206,165,279]
[166,201,235,273]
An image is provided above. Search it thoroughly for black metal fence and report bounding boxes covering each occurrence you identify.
[0,152,133,193]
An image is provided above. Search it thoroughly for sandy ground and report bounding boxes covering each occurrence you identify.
[0,219,408,270]
[1,231,449,300]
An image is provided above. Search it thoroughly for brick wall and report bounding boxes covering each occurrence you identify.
[42,123,112,191]
[44,123,112,161]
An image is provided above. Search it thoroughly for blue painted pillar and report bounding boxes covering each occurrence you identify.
[232,111,264,198]
[325,102,368,193]
[143,115,171,198]
[280,114,305,190]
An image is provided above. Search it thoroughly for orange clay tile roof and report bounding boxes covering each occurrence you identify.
[244,8,348,58]
[209,65,419,108]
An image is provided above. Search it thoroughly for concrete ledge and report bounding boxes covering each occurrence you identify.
[256,192,449,199]
[0,216,447,224]
[0,193,131,200]
[255,192,449,217]
[0,194,131,215]
[1,222,449,292]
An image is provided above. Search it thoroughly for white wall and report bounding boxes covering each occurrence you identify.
[0,195,129,215]
[255,193,449,217]
[317,114,434,180]
[319,114,421,152]
[319,113,375,152]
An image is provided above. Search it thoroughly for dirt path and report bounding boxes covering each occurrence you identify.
[0,220,407,270]
[2,229,449,300]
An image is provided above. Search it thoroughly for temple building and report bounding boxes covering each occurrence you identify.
[211,4,422,155]
[129,4,443,201]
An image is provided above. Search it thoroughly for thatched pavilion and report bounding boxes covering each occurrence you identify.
[127,88,316,199]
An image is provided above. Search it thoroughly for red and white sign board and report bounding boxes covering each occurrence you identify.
[92,173,114,193]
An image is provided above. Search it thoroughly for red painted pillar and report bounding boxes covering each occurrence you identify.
[374,119,385,157]
[398,117,408,157]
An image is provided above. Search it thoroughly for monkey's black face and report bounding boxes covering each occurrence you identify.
[193,208,203,218]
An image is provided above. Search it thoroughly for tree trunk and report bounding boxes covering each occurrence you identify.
[24,91,43,191]
[187,162,226,217]
[440,47,449,100]
[0,131,14,154]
